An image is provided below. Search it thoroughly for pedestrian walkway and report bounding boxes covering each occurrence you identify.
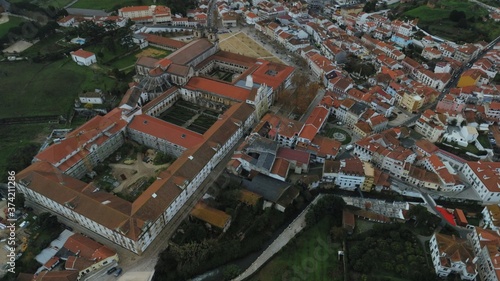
[231,195,324,281]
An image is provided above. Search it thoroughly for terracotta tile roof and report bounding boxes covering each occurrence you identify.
[64,233,116,260]
[190,202,231,229]
[71,49,95,59]
[414,139,439,155]
[167,38,214,66]
[128,114,203,149]
[277,147,310,165]
[17,162,138,238]
[271,157,290,178]
[311,135,341,158]
[120,5,149,12]
[141,33,186,49]
[299,106,329,140]
[35,108,125,166]
[44,256,59,269]
[465,161,500,192]
[434,233,476,273]
[136,56,159,68]
[247,60,295,90]
[186,77,250,101]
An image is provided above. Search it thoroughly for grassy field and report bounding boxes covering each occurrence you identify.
[403,0,495,41]
[70,0,155,10]
[0,124,43,178]
[0,59,117,118]
[8,0,74,8]
[248,218,342,281]
[0,17,26,38]
[404,0,488,20]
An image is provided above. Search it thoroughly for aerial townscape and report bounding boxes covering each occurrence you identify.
[1,0,500,280]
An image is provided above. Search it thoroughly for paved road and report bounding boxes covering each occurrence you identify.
[231,195,324,281]
[391,178,472,238]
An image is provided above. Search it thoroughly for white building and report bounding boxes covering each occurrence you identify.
[429,233,477,280]
[70,49,96,66]
[461,161,500,203]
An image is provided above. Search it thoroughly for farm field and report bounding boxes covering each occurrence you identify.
[0,59,117,119]
[0,16,26,38]
[219,32,283,64]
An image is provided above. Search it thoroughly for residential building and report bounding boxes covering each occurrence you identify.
[461,161,500,203]
[118,5,172,24]
[429,233,477,280]
[70,49,96,66]
[467,227,500,281]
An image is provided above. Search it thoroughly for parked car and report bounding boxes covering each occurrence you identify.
[114,268,122,277]
[107,267,117,275]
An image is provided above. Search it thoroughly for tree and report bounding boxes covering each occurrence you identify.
[330,226,347,241]
[222,264,241,280]
[457,17,468,29]
[449,10,466,22]
[363,0,377,12]
[103,36,116,53]
[84,103,93,110]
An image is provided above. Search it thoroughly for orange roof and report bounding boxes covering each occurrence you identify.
[190,202,231,229]
[128,114,204,149]
[71,49,95,59]
[311,135,341,157]
[466,161,500,192]
[35,108,124,165]
[120,5,150,12]
[64,233,116,260]
[271,158,290,178]
[247,60,295,90]
[298,124,318,141]
[141,33,186,49]
[186,77,250,101]
[304,106,328,129]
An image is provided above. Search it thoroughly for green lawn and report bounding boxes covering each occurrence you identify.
[248,218,342,281]
[477,134,492,149]
[70,0,155,11]
[8,0,74,8]
[0,59,117,118]
[21,33,66,56]
[405,0,488,20]
[323,128,352,145]
[0,17,26,38]
[403,0,495,41]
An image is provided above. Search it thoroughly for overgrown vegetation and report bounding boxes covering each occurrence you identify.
[276,72,320,116]
[153,181,305,280]
[348,223,438,281]
[398,0,497,42]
